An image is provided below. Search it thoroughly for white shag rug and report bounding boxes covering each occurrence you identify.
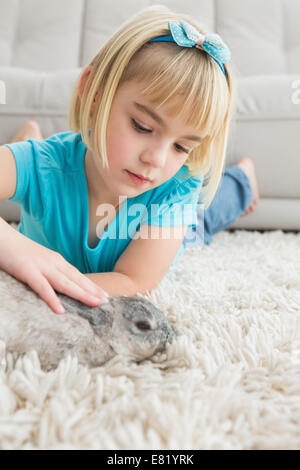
[0,229,300,450]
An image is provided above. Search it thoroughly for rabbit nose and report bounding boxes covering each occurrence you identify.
[135,320,152,331]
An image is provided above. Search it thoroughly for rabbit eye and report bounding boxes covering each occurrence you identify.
[135,321,151,331]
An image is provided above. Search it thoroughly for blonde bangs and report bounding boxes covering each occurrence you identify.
[122,42,230,139]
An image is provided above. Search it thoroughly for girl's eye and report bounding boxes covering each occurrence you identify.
[131,118,152,133]
[131,119,190,154]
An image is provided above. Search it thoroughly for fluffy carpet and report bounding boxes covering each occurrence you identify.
[0,228,300,450]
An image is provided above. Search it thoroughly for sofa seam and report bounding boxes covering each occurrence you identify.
[11,0,21,67]
[214,0,218,31]
[2,113,300,122]
[236,116,300,122]
[78,0,88,67]
[281,0,287,72]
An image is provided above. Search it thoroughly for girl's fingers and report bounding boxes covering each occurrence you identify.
[66,266,108,299]
[25,271,66,315]
[46,271,107,309]
[57,262,108,299]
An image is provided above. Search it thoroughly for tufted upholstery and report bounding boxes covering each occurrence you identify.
[0,0,299,229]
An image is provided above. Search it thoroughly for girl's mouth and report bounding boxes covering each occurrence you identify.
[125,170,151,185]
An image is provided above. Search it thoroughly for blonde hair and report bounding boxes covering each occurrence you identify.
[68,4,237,209]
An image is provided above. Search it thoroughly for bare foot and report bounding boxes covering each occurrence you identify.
[236,157,260,217]
[9,120,43,143]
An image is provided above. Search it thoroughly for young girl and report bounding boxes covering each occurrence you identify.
[0,6,259,315]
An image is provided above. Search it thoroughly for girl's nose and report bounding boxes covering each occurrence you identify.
[140,146,168,168]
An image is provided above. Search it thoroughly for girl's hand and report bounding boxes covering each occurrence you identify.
[0,229,109,315]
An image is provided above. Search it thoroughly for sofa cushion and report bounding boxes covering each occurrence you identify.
[217,0,300,76]
[226,74,300,198]
[0,0,84,71]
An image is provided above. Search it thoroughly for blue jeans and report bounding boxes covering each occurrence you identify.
[183,165,253,247]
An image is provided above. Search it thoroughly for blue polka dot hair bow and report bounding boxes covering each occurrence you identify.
[148,20,231,76]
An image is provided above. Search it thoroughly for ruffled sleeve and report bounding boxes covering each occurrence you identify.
[3,138,49,217]
[140,172,204,227]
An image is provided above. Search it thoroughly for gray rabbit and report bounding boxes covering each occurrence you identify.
[0,270,178,372]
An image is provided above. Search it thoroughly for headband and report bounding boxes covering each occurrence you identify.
[148,20,231,77]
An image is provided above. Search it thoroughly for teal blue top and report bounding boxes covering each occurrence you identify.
[4,131,203,273]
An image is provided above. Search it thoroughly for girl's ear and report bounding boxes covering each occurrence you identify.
[78,65,93,101]
[78,65,102,111]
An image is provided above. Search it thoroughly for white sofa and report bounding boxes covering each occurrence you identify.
[0,0,299,230]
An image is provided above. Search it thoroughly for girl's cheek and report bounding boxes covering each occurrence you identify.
[107,123,135,167]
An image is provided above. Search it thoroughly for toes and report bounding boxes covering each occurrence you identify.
[241,191,260,218]
[242,204,253,217]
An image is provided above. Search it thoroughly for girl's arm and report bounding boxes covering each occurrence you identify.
[0,145,18,200]
[0,146,109,314]
[85,224,188,296]
[84,271,140,296]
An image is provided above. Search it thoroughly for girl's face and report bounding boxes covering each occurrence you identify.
[92,79,205,200]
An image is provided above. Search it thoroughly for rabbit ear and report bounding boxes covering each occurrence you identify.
[58,293,113,328]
